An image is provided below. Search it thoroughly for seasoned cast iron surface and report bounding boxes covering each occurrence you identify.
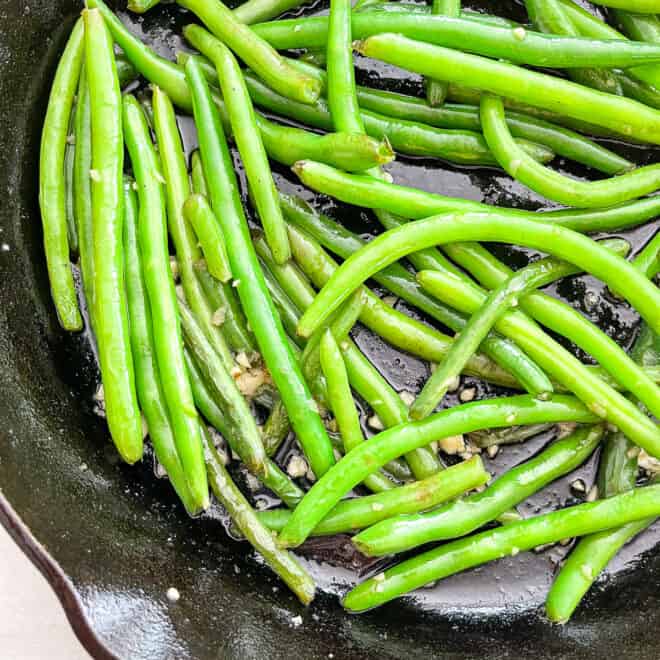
[0,0,659,658]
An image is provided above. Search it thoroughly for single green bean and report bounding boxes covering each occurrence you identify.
[73,64,94,317]
[195,267,256,353]
[616,71,660,110]
[261,455,488,535]
[344,482,660,611]
[39,17,83,330]
[634,231,660,279]
[190,150,209,197]
[412,266,660,456]
[481,94,660,208]
[178,0,321,104]
[252,14,660,69]
[186,28,291,264]
[426,0,460,106]
[182,194,232,283]
[201,425,315,604]
[292,159,660,234]
[277,395,598,547]
[354,424,603,556]
[320,330,395,493]
[64,108,78,255]
[245,73,554,167]
[152,88,234,369]
[178,299,267,477]
[128,0,161,12]
[260,261,306,346]
[412,256,565,419]
[123,95,208,507]
[123,182,197,515]
[85,10,143,464]
[354,33,660,145]
[593,0,660,11]
[186,56,335,478]
[284,219,519,389]
[470,423,555,449]
[233,0,308,24]
[184,349,304,509]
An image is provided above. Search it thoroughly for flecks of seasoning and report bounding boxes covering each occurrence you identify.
[371,502,385,512]
[89,169,101,182]
[513,26,527,41]
[570,478,586,494]
[368,414,384,431]
[287,455,308,479]
[580,564,594,581]
[166,587,180,603]
[586,485,599,502]
[446,375,461,393]
[291,615,303,628]
[487,444,499,459]
[505,413,516,424]
[212,306,226,326]
[459,387,476,402]
[232,279,241,288]
[439,434,465,455]
[399,390,415,407]
[510,546,520,557]
[1,243,9,252]
[382,295,398,307]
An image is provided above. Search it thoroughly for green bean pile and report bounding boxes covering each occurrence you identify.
[39,0,659,619]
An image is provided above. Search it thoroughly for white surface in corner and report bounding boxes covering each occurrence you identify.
[0,524,89,659]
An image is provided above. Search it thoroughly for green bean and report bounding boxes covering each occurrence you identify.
[123,95,208,507]
[195,267,256,353]
[178,0,321,104]
[616,71,660,110]
[354,33,660,145]
[351,87,630,175]
[441,241,660,420]
[426,0,459,106]
[190,150,209,197]
[470,423,556,449]
[260,262,305,346]
[186,57,335,478]
[525,0,621,95]
[412,256,566,419]
[184,349,304,509]
[178,298,267,477]
[276,395,598,547]
[128,0,161,12]
[354,424,603,557]
[294,212,660,450]
[200,425,315,604]
[281,194,549,392]
[233,0,308,24]
[481,94,660,208]
[344,481,660,612]
[284,219,519,389]
[413,266,660,455]
[245,73,553,167]
[546,326,659,623]
[634,232,660,279]
[123,182,197,515]
[85,11,144,464]
[320,330,395,493]
[253,13,660,69]
[64,109,78,255]
[39,17,83,330]
[182,194,232,283]
[593,0,660,11]
[261,455,488,535]
[292,159,660,234]
[73,65,94,317]
[151,88,234,371]
[186,28,291,264]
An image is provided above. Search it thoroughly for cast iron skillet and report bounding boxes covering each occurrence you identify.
[1,1,659,657]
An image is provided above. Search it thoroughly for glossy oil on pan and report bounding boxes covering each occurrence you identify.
[0,1,659,658]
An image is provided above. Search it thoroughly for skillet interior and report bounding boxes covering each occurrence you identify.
[0,0,659,657]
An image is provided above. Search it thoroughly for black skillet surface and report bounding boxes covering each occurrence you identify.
[1,0,659,657]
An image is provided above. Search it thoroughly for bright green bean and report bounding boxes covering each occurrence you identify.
[320,330,395,492]
[233,0,308,24]
[252,13,660,69]
[344,482,660,612]
[593,0,660,11]
[190,150,209,197]
[123,95,208,507]
[284,219,519,389]
[261,261,306,346]
[426,0,459,106]
[39,17,83,330]
[412,256,565,419]
[123,182,197,515]
[413,266,660,456]
[481,94,660,208]
[85,10,143,464]
[277,395,598,547]
[185,57,335,478]
[178,0,321,104]
[354,33,660,145]
[354,424,603,556]
[616,71,660,110]
[186,28,291,264]
[128,0,161,11]
[151,88,234,370]
[178,299,267,477]
[292,159,660,234]
[182,194,232,282]
[634,231,660,279]
[201,425,315,604]
[260,455,488,535]
[64,109,78,255]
